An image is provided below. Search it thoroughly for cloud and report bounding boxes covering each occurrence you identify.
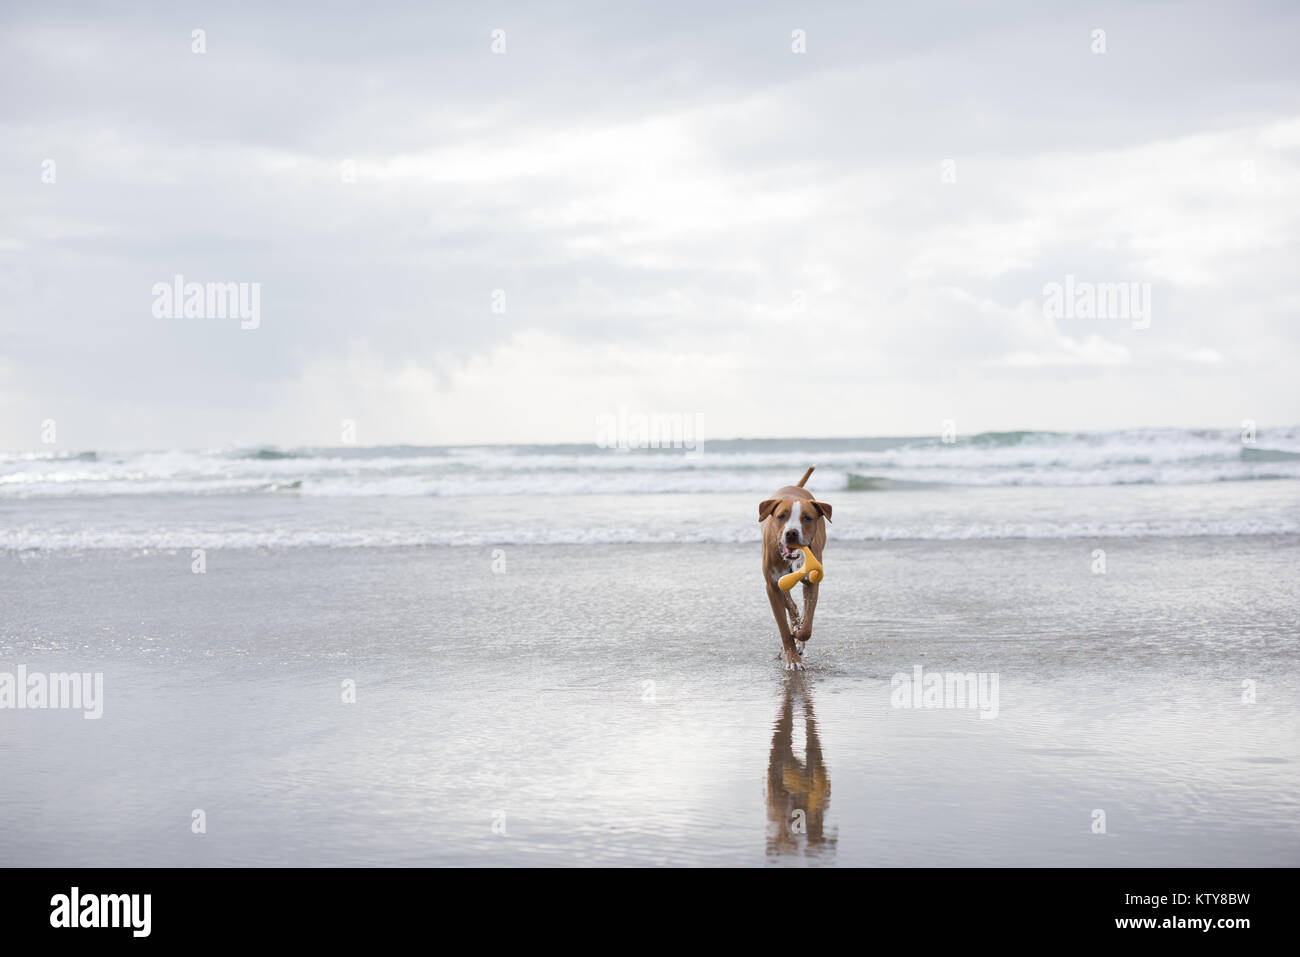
[1,1,1298,448]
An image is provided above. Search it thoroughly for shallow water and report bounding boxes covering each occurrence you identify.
[3,480,1299,550]
[3,536,1297,866]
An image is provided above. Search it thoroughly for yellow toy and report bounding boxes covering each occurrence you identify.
[778,546,824,591]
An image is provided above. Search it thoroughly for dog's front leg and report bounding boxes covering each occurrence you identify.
[794,582,819,649]
[782,589,801,634]
[766,581,805,671]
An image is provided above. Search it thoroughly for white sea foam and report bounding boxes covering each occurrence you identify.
[3,513,1296,551]
[2,428,1298,499]
[2,430,1298,550]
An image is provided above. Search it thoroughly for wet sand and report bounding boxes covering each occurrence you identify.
[2,536,1298,865]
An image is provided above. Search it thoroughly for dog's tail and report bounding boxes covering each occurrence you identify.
[795,466,815,488]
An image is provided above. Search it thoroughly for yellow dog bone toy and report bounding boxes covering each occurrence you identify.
[778,546,824,591]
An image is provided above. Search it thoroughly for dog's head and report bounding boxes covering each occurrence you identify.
[759,497,832,560]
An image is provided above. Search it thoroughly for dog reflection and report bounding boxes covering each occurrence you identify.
[766,682,835,858]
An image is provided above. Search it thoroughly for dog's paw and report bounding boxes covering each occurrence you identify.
[795,639,806,657]
[784,653,805,672]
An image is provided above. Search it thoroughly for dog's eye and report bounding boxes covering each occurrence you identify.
[778,512,788,520]
[802,514,811,522]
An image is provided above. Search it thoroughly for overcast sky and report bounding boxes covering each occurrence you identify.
[2,0,1298,450]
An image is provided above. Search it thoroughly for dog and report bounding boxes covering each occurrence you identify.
[759,466,832,671]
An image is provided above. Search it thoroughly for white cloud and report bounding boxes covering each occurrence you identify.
[1,1,1298,449]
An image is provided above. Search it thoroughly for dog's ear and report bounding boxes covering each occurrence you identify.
[758,499,780,522]
[811,501,832,523]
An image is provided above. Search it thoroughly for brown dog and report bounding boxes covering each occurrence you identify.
[759,466,832,671]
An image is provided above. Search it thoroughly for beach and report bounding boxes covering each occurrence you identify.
[3,524,1298,866]
[4,0,1300,888]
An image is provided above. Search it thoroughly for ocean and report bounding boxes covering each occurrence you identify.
[3,427,1299,550]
